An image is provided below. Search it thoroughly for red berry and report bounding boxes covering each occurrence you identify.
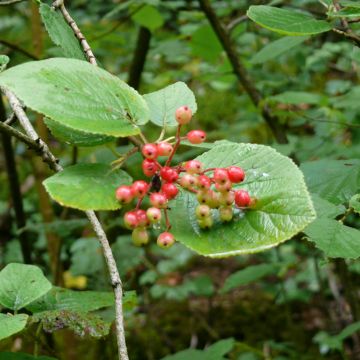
[115,185,134,204]
[227,166,245,183]
[179,174,197,189]
[162,182,179,200]
[146,207,162,223]
[213,168,229,184]
[142,159,158,177]
[132,180,149,198]
[175,106,192,125]
[134,209,149,227]
[132,228,149,246]
[157,232,175,248]
[186,130,206,144]
[142,143,158,159]
[150,192,168,209]
[157,142,173,157]
[197,175,211,190]
[234,190,251,207]
[160,166,179,182]
[123,211,138,229]
[184,160,203,174]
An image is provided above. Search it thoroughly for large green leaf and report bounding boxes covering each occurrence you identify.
[247,6,332,36]
[301,159,360,205]
[0,314,28,341]
[0,58,149,136]
[40,3,86,60]
[0,264,52,311]
[304,218,360,258]
[43,163,132,211]
[144,82,197,127]
[169,142,316,257]
[311,194,346,219]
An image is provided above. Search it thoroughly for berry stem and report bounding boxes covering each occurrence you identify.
[164,208,171,231]
[165,125,182,166]
[201,167,217,174]
[135,198,143,210]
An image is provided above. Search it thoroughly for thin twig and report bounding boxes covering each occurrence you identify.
[333,28,360,48]
[0,0,26,5]
[4,112,16,125]
[226,15,247,33]
[0,39,38,60]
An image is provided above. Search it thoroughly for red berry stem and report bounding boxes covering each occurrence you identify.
[163,208,171,231]
[201,167,217,174]
[135,198,143,210]
[165,125,182,167]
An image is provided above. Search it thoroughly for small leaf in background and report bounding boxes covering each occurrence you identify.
[251,36,308,64]
[144,82,197,127]
[43,163,132,211]
[311,193,346,218]
[304,218,360,259]
[349,194,360,214]
[40,3,86,60]
[340,1,360,8]
[0,353,56,360]
[132,5,164,32]
[247,6,332,36]
[0,54,9,72]
[0,264,52,311]
[0,58,149,137]
[269,91,326,105]
[0,314,28,341]
[190,25,222,62]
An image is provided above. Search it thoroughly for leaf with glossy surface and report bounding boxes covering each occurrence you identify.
[0,58,149,136]
[0,314,28,341]
[43,163,132,211]
[169,142,316,257]
[304,218,360,258]
[0,264,52,311]
[247,6,332,36]
[144,82,197,127]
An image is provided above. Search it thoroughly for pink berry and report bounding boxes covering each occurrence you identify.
[215,180,232,193]
[195,204,211,218]
[142,159,158,177]
[132,180,149,198]
[234,190,251,207]
[115,185,134,204]
[162,182,179,200]
[157,142,173,157]
[150,192,168,209]
[186,130,206,144]
[123,211,138,229]
[179,174,197,189]
[134,209,149,227]
[146,207,162,223]
[197,175,211,190]
[132,228,149,246]
[175,106,192,125]
[213,168,229,184]
[157,232,175,248]
[142,143,158,159]
[184,160,203,174]
[160,166,179,183]
[227,166,245,183]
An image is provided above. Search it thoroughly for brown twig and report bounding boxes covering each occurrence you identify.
[0,39,38,60]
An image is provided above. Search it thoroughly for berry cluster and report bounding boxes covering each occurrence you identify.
[115,106,252,248]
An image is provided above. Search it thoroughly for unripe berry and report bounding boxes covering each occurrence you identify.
[219,206,233,222]
[219,191,235,206]
[146,207,162,223]
[160,166,179,183]
[198,216,213,229]
[150,192,168,209]
[157,142,173,157]
[215,180,232,193]
[123,211,138,229]
[197,190,208,204]
[195,204,211,219]
[175,106,192,125]
[132,180,149,198]
[197,175,211,190]
[142,143,158,159]
[132,227,149,246]
[187,130,206,144]
[142,159,158,177]
[179,174,197,189]
[157,232,175,248]
[213,168,229,184]
[207,191,220,209]
[227,166,245,183]
[134,209,149,227]
[234,189,251,207]
[161,182,179,200]
[184,160,203,174]
[115,185,134,204]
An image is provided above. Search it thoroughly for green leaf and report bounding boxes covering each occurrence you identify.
[132,5,164,32]
[251,36,308,64]
[304,219,360,259]
[0,314,28,341]
[26,287,114,313]
[161,349,204,360]
[350,194,360,214]
[301,159,360,205]
[0,264,52,311]
[340,0,360,8]
[205,338,235,359]
[0,353,56,360]
[169,142,316,257]
[39,3,86,60]
[44,118,115,147]
[144,82,197,127]
[43,163,132,211]
[247,6,332,36]
[0,54,9,72]
[190,25,222,62]
[329,7,360,18]
[311,194,346,219]
[0,58,149,137]
[332,86,360,109]
[221,264,280,293]
[269,91,325,105]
